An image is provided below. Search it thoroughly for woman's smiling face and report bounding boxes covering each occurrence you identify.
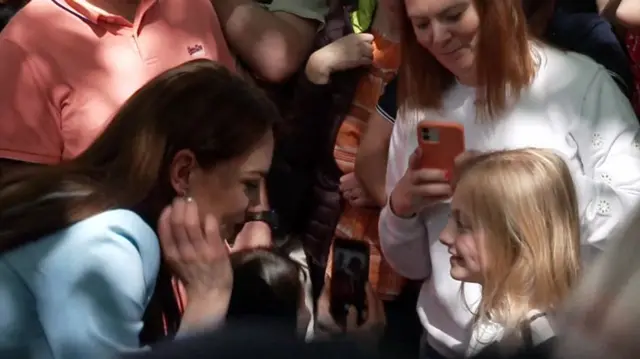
[404,0,480,84]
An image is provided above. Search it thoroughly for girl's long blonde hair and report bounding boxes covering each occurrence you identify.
[456,148,581,330]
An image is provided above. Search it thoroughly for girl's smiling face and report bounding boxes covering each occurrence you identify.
[438,191,487,283]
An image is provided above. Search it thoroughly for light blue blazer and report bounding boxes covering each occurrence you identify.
[0,209,160,359]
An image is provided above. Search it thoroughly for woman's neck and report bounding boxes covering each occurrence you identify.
[457,74,477,87]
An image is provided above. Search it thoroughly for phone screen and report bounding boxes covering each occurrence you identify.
[330,238,370,326]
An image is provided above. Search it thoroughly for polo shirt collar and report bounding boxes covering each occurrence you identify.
[62,0,158,27]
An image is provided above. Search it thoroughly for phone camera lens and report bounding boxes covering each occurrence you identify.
[422,128,430,141]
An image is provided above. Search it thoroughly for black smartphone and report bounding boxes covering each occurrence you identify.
[330,238,370,327]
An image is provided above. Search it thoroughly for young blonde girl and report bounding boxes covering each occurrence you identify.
[438,148,581,357]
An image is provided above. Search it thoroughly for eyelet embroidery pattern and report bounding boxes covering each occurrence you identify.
[592,133,604,149]
[596,200,611,216]
[600,173,612,185]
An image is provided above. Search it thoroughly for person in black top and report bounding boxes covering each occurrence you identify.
[545,1,634,99]
[375,77,398,125]
[0,0,27,30]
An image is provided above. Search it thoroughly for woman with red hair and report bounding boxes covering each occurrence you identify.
[378,0,640,358]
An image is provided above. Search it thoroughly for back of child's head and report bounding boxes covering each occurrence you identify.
[455,148,581,327]
[226,248,302,332]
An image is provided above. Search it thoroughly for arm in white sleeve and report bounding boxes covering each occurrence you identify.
[568,68,640,253]
[378,113,431,280]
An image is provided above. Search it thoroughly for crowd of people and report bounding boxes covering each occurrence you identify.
[1,0,640,359]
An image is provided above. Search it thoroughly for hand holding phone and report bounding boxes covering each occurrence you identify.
[316,282,386,341]
[329,238,371,327]
[316,239,385,339]
[388,121,464,217]
[416,120,465,175]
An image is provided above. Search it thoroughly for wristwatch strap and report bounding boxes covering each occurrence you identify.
[244,210,279,230]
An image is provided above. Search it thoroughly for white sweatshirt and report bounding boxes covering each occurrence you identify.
[379,44,640,357]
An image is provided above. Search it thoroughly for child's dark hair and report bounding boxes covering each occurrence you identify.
[226,248,303,331]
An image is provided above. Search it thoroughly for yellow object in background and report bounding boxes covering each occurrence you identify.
[349,0,377,33]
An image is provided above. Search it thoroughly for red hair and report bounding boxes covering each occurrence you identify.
[398,0,536,120]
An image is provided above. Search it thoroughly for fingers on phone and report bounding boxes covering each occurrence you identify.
[408,147,423,169]
[365,284,386,327]
[411,168,449,184]
[413,183,453,199]
[316,311,343,333]
[316,286,343,333]
[346,306,359,331]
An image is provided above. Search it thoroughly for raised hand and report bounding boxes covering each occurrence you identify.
[389,147,453,218]
[305,33,375,84]
[157,197,232,299]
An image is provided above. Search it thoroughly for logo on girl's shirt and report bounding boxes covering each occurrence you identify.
[187,44,205,57]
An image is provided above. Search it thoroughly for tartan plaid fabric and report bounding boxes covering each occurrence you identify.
[327,31,406,301]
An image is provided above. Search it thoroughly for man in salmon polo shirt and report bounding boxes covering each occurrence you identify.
[0,0,234,171]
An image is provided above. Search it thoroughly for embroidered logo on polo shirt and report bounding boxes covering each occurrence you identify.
[187,44,205,57]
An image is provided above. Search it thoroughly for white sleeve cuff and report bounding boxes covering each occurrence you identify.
[379,204,426,245]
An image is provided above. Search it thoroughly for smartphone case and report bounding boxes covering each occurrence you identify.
[416,120,465,174]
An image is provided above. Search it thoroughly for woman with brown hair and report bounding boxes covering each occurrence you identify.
[0,59,280,359]
[378,0,640,358]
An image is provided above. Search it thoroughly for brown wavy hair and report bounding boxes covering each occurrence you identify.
[0,59,281,344]
[397,0,536,119]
